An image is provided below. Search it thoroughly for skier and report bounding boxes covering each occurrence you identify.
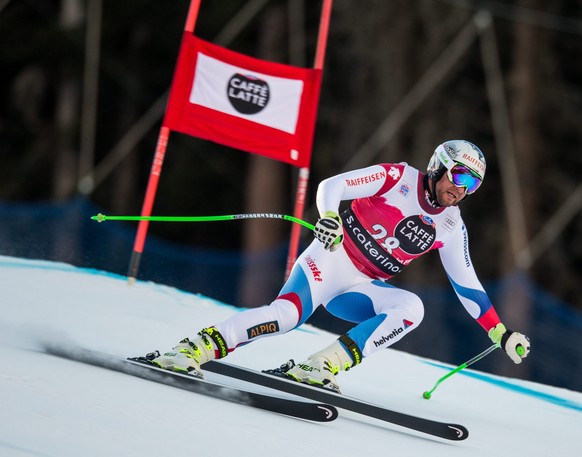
[151,139,531,393]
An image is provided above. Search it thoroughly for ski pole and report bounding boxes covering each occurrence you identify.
[91,212,315,231]
[422,343,499,399]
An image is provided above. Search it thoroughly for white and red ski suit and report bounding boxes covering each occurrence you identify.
[216,163,501,359]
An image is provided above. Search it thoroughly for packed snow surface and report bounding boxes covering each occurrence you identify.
[1,256,580,456]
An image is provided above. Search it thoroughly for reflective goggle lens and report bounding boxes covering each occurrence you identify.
[447,165,482,194]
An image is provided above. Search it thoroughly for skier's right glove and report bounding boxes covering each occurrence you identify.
[489,323,531,364]
[314,211,343,251]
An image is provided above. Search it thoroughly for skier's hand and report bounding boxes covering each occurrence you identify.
[314,211,343,251]
[489,323,531,364]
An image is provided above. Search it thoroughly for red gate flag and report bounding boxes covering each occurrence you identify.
[163,33,323,168]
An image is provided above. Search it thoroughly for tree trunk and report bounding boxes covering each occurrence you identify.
[498,0,546,377]
[51,0,83,265]
[53,0,83,201]
[238,3,289,307]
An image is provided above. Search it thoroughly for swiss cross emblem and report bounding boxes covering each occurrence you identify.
[388,167,401,180]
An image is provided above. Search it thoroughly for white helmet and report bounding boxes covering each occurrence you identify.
[427,140,486,194]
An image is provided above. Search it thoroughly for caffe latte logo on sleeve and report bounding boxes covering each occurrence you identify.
[227,74,270,114]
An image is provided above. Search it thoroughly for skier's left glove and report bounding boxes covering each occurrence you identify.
[489,323,531,364]
[314,211,343,251]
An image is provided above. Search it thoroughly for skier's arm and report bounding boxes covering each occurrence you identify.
[313,164,402,251]
[439,222,531,364]
[438,221,501,332]
[315,164,398,216]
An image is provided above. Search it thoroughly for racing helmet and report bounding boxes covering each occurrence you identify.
[427,140,486,194]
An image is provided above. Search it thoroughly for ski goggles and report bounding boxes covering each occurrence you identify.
[446,164,483,194]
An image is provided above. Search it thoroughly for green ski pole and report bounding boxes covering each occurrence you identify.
[422,343,499,399]
[91,212,315,231]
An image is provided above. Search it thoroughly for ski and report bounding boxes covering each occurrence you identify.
[203,359,469,441]
[41,344,338,423]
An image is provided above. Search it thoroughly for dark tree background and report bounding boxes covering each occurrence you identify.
[1,0,581,313]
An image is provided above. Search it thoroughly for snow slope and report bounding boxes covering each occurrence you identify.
[1,256,580,456]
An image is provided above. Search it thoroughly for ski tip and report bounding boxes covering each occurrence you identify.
[447,424,469,440]
[316,404,339,422]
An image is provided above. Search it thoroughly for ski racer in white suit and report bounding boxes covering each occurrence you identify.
[152,140,531,392]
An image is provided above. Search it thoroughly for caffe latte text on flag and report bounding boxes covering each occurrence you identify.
[164,34,322,167]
